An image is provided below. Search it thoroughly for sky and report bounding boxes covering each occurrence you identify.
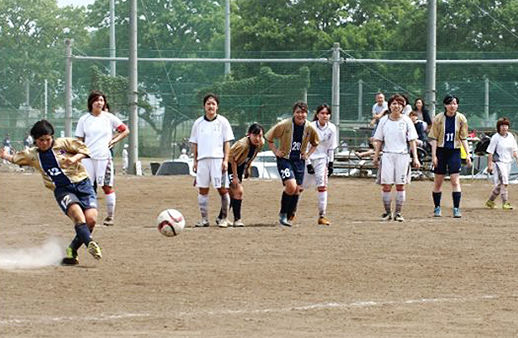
[57,0,95,7]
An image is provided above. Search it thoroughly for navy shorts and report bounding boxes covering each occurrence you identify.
[54,178,98,214]
[276,157,305,185]
[227,163,245,183]
[434,147,461,175]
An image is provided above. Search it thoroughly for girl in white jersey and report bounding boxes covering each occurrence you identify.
[75,91,130,226]
[485,117,518,210]
[302,104,337,225]
[373,94,420,222]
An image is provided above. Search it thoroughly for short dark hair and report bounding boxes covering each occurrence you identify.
[312,103,331,121]
[247,123,264,135]
[203,93,219,106]
[292,101,308,113]
[87,90,107,112]
[30,120,54,140]
[387,94,406,111]
[443,94,459,112]
[409,111,418,117]
[496,117,511,133]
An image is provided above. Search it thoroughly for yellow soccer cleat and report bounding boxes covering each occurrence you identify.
[87,241,102,260]
[318,216,331,225]
[485,200,496,209]
[502,202,514,210]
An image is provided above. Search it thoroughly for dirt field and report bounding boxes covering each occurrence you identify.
[1,169,518,337]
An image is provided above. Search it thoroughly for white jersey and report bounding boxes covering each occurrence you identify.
[487,132,518,164]
[75,112,124,160]
[189,115,234,160]
[308,121,337,161]
[372,102,388,117]
[373,115,417,154]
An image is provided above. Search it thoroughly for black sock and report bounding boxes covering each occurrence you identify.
[217,208,224,220]
[74,223,91,246]
[280,192,290,214]
[432,192,442,207]
[69,236,82,251]
[289,194,300,216]
[231,198,242,220]
[452,191,461,208]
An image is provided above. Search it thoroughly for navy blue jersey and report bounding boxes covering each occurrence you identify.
[290,121,304,160]
[39,148,72,187]
[443,114,456,149]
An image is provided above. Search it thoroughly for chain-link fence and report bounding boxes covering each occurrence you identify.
[2,47,518,156]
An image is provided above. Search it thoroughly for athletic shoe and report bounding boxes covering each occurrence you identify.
[485,200,496,209]
[502,202,514,210]
[394,213,405,222]
[87,241,102,260]
[195,219,210,227]
[103,216,114,226]
[453,207,462,218]
[233,219,245,227]
[433,206,442,217]
[318,216,331,225]
[279,213,292,227]
[61,247,79,266]
[215,218,229,228]
[381,212,392,221]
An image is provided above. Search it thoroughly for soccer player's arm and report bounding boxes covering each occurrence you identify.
[265,124,283,158]
[222,141,230,172]
[303,126,320,160]
[428,116,440,167]
[62,138,91,167]
[486,137,496,173]
[109,123,130,149]
[459,116,471,167]
[372,122,383,167]
[408,120,421,168]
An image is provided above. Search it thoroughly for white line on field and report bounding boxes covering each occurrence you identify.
[0,294,511,326]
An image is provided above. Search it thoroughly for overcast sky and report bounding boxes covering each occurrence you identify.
[57,0,95,7]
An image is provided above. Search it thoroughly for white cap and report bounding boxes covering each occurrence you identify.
[124,144,129,148]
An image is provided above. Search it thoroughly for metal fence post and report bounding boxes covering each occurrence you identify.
[331,43,341,144]
[64,39,73,137]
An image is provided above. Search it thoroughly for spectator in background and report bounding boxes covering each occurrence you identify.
[24,133,33,150]
[413,97,432,132]
[369,92,388,127]
[402,94,413,116]
[178,148,190,161]
[409,111,427,147]
[122,144,129,174]
[3,134,11,164]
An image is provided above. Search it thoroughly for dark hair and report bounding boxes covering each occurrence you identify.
[30,120,54,140]
[292,101,308,113]
[87,90,107,112]
[496,117,511,133]
[409,111,418,117]
[387,94,406,112]
[312,103,332,121]
[443,94,459,112]
[247,123,264,135]
[401,94,410,105]
[413,97,426,110]
[203,93,219,106]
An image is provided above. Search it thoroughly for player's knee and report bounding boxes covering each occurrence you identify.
[382,185,392,192]
[395,185,405,192]
[218,188,228,196]
[102,186,114,194]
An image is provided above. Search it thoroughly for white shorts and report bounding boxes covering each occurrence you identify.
[303,157,328,188]
[82,158,115,187]
[196,158,229,189]
[376,153,411,185]
[493,162,511,185]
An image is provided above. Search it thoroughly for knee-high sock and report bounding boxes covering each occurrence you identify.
[489,185,501,201]
[198,194,209,220]
[318,191,327,216]
[500,185,508,202]
[432,192,442,207]
[289,194,300,216]
[219,193,230,219]
[74,223,92,246]
[382,191,392,213]
[231,198,242,220]
[105,192,116,217]
[395,190,406,213]
[452,191,461,208]
[69,225,94,251]
[280,192,290,214]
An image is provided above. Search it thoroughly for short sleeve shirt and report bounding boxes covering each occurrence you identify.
[75,112,124,160]
[487,132,518,163]
[189,115,234,160]
[373,115,418,154]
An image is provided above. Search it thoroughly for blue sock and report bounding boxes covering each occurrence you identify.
[432,192,442,207]
[289,194,300,217]
[452,191,461,208]
[69,226,93,251]
[74,223,92,246]
[280,192,290,214]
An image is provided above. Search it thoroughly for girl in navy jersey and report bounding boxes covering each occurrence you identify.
[428,95,472,218]
[0,120,102,265]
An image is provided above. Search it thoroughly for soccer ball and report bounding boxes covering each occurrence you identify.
[156,209,185,237]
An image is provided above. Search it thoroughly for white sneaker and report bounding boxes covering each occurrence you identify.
[233,219,245,227]
[215,218,229,228]
[195,219,209,227]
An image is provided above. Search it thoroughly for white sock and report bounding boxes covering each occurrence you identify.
[318,190,327,216]
[220,193,230,219]
[395,190,406,213]
[105,192,116,217]
[382,191,392,213]
[198,194,209,220]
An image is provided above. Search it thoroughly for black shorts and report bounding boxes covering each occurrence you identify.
[276,157,305,185]
[434,147,461,175]
[54,178,98,214]
[227,163,245,183]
